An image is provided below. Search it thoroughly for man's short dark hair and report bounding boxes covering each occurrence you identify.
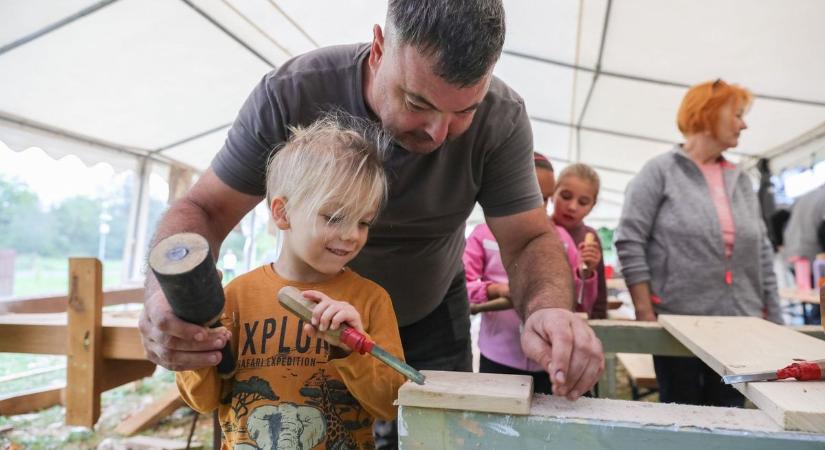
[387,0,505,87]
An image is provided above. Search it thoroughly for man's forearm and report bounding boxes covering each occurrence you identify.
[144,197,232,292]
[506,229,575,319]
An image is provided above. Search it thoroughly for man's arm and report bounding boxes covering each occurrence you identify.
[487,208,604,400]
[139,168,263,371]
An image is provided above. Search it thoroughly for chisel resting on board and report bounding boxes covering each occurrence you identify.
[722,359,825,384]
[277,286,426,385]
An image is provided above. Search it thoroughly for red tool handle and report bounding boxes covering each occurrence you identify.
[776,360,825,381]
[339,327,375,354]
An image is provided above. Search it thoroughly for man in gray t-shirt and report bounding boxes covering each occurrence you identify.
[139,0,603,408]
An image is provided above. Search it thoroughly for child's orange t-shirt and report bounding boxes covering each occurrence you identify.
[176,265,406,450]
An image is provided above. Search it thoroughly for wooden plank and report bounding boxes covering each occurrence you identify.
[606,278,627,290]
[779,288,820,304]
[399,396,825,449]
[0,312,145,359]
[65,258,104,427]
[589,319,693,356]
[116,387,186,436]
[397,370,532,415]
[0,386,62,415]
[617,353,657,389]
[0,286,144,314]
[659,315,825,433]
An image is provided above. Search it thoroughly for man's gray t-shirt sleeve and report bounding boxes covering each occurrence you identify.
[213,75,288,197]
[476,98,542,217]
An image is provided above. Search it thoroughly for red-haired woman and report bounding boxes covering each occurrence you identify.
[615,79,782,407]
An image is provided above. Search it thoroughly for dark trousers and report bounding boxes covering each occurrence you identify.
[374,271,472,450]
[479,354,553,395]
[653,355,745,407]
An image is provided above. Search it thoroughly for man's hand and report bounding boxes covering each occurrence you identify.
[520,308,604,400]
[139,288,230,371]
[486,282,511,299]
[578,240,602,275]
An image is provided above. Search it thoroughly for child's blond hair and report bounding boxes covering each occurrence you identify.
[555,163,600,202]
[265,113,389,229]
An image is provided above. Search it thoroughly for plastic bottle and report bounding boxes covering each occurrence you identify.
[794,257,812,291]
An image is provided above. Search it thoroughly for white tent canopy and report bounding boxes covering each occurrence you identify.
[2,0,825,230]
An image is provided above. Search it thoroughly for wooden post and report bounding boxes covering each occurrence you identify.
[66,258,103,427]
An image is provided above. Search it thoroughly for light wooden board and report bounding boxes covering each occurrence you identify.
[116,387,185,436]
[397,370,532,415]
[616,353,657,389]
[0,386,62,415]
[779,288,820,304]
[659,314,825,433]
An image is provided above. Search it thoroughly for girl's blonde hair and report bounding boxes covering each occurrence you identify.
[555,163,600,202]
[265,113,390,229]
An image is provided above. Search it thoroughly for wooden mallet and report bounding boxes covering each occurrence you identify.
[149,232,236,378]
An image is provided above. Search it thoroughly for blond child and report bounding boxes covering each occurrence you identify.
[176,115,406,450]
[551,163,608,319]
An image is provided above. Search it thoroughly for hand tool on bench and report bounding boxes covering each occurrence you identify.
[469,297,513,314]
[278,286,426,385]
[149,232,236,378]
[722,359,825,384]
[576,232,596,305]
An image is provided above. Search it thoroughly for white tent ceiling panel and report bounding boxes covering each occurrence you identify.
[503,0,578,64]
[531,120,571,161]
[0,0,271,150]
[188,0,292,65]
[495,54,574,123]
[0,116,139,173]
[736,100,825,157]
[0,0,99,49]
[159,125,230,173]
[603,0,825,103]
[582,75,684,142]
[270,1,386,48]
[579,129,669,174]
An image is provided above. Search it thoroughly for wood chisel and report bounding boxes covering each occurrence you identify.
[277,286,426,385]
[722,359,825,384]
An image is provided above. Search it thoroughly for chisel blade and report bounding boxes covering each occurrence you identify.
[722,371,777,384]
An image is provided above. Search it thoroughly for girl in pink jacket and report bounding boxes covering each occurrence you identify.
[463,154,598,394]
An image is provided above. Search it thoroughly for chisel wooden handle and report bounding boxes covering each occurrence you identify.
[580,232,596,277]
[277,286,373,353]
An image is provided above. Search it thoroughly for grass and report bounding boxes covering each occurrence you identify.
[0,368,216,449]
[7,255,127,298]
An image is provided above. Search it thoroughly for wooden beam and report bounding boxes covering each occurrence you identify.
[616,353,657,389]
[116,387,186,436]
[398,371,533,415]
[0,312,145,360]
[589,320,692,356]
[65,258,104,427]
[0,286,144,314]
[0,386,62,415]
[659,315,825,433]
[399,395,825,449]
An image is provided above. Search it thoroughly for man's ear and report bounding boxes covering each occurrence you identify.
[369,24,385,70]
[270,197,290,230]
